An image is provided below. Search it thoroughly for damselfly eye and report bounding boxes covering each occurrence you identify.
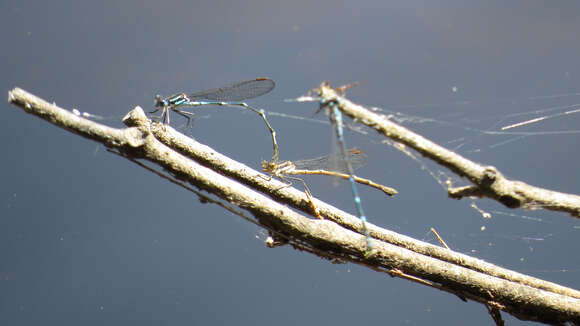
[154,95,164,107]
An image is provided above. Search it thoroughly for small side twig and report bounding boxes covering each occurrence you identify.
[314,82,580,218]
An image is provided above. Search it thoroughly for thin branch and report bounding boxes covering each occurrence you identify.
[313,82,580,218]
[8,87,580,325]
[147,111,580,301]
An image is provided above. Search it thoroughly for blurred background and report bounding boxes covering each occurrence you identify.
[2,1,579,325]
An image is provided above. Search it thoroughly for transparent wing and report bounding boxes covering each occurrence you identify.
[186,78,275,102]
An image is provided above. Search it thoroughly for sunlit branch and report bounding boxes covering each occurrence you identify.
[313,82,580,218]
[8,87,580,325]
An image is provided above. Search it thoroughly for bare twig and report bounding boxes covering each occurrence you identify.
[313,82,580,218]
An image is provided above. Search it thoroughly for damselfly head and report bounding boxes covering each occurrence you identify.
[306,81,330,99]
[154,94,165,108]
[261,160,276,173]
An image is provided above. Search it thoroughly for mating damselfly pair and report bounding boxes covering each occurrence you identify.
[151,78,394,250]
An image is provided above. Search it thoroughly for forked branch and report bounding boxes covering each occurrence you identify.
[8,87,580,324]
[314,82,580,218]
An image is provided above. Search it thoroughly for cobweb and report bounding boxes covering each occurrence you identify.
[75,87,580,277]
[381,91,580,276]
[270,88,580,279]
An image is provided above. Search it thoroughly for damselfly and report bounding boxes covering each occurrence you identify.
[151,78,279,162]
